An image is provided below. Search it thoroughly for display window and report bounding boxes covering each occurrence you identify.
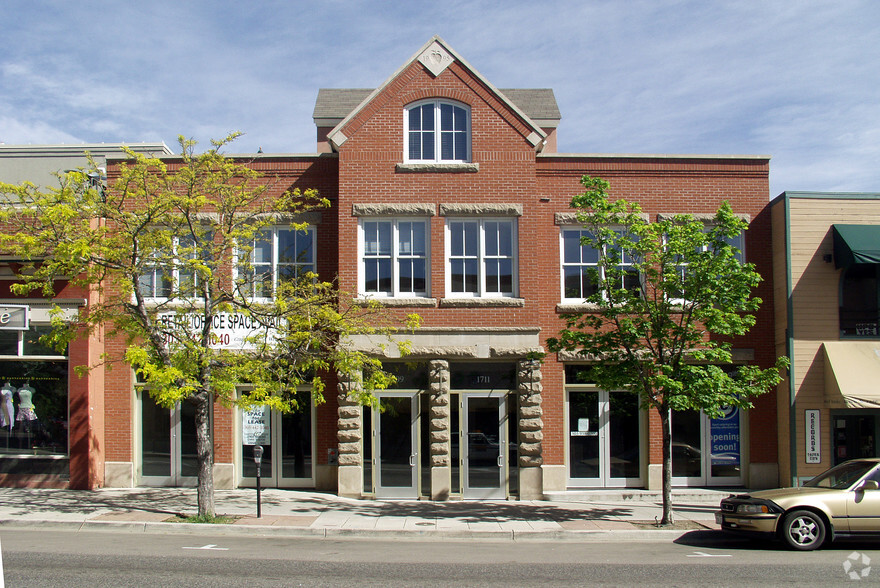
[0,325,69,475]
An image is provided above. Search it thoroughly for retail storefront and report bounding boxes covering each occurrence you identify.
[0,303,75,483]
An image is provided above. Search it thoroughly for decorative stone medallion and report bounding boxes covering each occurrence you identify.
[418,41,454,77]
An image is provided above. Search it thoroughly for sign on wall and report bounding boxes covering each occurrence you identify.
[0,305,28,330]
[157,312,279,350]
[805,409,821,464]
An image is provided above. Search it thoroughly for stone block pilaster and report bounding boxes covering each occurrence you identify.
[517,359,544,499]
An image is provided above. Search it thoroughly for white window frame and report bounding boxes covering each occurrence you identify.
[138,235,210,301]
[358,218,429,298]
[445,218,517,298]
[236,226,316,301]
[559,227,638,303]
[668,228,745,305]
[404,100,471,164]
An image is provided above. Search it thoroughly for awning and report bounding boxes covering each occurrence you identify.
[823,341,880,408]
[832,224,880,269]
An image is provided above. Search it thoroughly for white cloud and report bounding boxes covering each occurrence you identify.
[0,115,81,145]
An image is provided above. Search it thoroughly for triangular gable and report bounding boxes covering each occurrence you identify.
[326,35,547,151]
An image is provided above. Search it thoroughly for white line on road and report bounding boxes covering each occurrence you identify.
[182,544,229,551]
[686,551,732,558]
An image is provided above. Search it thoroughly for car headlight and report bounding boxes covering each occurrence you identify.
[736,504,771,514]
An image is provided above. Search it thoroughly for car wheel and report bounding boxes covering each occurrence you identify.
[781,510,827,551]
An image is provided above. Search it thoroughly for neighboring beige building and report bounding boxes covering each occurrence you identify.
[772,191,880,486]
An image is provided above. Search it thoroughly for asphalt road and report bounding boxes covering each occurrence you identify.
[1,528,878,586]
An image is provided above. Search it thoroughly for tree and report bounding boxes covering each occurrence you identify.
[548,176,786,525]
[0,135,417,516]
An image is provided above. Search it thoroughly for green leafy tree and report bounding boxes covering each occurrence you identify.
[548,176,786,525]
[0,135,418,516]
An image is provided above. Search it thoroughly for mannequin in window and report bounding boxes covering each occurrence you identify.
[16,383,37,422]
[0,382,14,431]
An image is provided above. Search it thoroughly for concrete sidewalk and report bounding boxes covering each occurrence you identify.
[0,487,731,541]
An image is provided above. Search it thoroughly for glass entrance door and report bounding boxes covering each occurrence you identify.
[374,393,418,498]
[462,393,506,499]
[140,392,198,486]
[240,391,314,488]
[672,407,743,486]
[568,390,642,487]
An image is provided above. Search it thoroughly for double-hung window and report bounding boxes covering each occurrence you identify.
[138,234,212,300]
[669,229,744,303]
[405,100,470,163]
[360,219,428,297]
[139,255,172,299]
[447,219,516,297]
[239,227,315,300]
[560,228,639,302]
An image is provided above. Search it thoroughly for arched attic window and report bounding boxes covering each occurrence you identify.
[405,100,470,163]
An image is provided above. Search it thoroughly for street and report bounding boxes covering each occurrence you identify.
[1,528,878,586]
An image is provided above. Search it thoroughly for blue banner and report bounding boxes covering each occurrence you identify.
[710,406,740,466]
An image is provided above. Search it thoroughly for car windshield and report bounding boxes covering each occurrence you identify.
[804,461,878,489]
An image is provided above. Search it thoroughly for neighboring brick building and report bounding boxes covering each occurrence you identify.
[1,37,778,496]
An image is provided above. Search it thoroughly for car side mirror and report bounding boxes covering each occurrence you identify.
[859,480,879,491]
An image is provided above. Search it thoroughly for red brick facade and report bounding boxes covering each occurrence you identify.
[1,37,777,494]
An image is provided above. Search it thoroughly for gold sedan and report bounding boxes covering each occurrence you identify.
[717,458,880,550]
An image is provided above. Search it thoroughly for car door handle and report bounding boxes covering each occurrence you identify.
[410,454,416,466]
[497,454,503,467]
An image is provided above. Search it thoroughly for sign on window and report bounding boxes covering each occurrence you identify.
[242,405,270,445]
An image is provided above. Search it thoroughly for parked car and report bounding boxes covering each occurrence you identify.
[716,458,880,550]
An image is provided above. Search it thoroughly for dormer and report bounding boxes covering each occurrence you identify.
[311,37,561,155]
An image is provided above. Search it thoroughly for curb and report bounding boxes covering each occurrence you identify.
[0,517,708,542]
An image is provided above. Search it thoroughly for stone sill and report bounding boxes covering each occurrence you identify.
[395,163,479,173]
[440,298,525,308]
[556,303,601,313]
[354,297,437,308]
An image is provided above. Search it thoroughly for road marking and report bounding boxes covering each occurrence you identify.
[686,551,732,558]
[183,544,229,551]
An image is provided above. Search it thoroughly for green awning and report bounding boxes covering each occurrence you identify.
[833,224,880,268]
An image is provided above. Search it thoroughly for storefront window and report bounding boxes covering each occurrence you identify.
[0,325,69,475]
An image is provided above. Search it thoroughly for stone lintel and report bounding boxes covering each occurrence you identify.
[352,203,436,216]
[555,211,650,225]
[439,203,522,217]
[656,212,751,223]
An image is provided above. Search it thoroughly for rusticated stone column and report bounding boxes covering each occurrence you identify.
[429,359,451,499]
[336,370,363,498]
[518,358,544,499]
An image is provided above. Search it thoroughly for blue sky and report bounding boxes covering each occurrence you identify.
[1,0,877,198]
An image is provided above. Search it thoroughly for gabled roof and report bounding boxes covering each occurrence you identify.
[314,88,561,127]
[321,36,556,151]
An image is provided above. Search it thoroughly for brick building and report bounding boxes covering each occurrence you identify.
[2,37,779,496]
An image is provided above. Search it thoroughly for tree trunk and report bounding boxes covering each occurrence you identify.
[659,403,673,525]
[193,392,215,517]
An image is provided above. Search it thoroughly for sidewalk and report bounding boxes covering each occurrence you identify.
[0,487,730,541]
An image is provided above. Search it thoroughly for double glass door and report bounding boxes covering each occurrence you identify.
[366,391,510,499]
[568,390,642,487]
[240,393,314,488]
[140,392,198,486]
[671,407,743,486]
